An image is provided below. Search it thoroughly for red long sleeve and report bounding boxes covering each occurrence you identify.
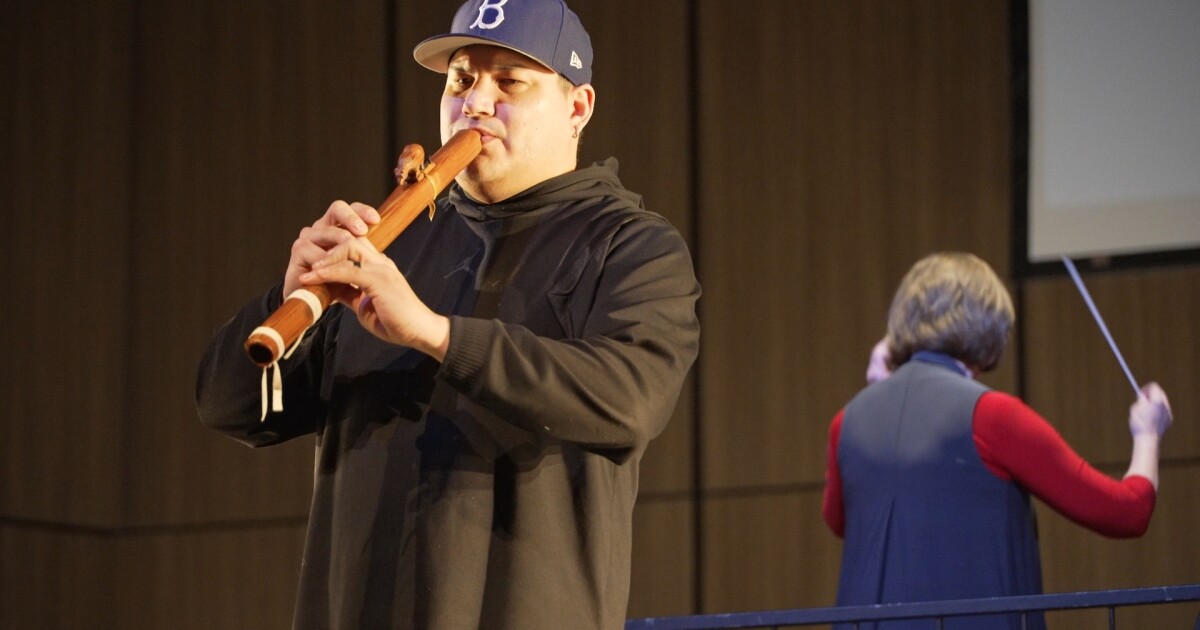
[822,410,846,537]
[822,393,1156,540]
[973,391,1155,538]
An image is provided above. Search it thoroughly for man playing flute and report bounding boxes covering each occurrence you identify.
[195,1,700,628]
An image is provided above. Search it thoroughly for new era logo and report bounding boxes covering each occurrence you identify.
[570,50,582,69]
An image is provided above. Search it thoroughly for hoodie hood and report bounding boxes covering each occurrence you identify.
[447,157,642,224]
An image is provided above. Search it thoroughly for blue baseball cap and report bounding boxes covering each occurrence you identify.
[413,0,593,86]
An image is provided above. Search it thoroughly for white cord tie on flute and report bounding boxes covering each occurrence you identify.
[259,363,281,422]
[423,169,441,219]
[257,288,326,422]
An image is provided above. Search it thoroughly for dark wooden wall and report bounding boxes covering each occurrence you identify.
[3,1,1196,628]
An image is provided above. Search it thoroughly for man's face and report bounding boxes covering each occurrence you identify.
[441,45,586,203]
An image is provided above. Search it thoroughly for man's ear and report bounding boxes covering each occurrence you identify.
[569,83,596,134]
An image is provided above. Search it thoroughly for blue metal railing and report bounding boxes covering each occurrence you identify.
[626,584,1200,629]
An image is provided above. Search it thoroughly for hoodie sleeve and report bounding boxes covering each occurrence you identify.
[438,215,701,462]
[194,285,330,448]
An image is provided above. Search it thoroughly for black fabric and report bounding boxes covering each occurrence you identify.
[195,159,701,630]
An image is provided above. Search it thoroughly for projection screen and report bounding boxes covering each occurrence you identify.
[1017,0,1200,273]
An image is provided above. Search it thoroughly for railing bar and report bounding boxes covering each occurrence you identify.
[624,584,1200,628]
[1108,606,1115,630]
[1020,611,1027,629]
[937,616,944,629]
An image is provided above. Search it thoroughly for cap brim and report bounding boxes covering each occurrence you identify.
[413,34,556,75]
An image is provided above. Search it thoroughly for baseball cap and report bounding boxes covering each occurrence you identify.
[413,0,593,86]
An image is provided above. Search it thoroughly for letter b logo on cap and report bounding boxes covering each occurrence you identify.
[470,0,507,29]
[413,0,592,85]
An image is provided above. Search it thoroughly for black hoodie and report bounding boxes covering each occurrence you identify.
[196,158,701,629]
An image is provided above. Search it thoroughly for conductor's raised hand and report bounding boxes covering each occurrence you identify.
[300,235,451,362]
[282,200,381,297]
[1129,382,1173,439]
[866,338,893,384]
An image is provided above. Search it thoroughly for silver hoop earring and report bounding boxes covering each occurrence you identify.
[571,127,579,139]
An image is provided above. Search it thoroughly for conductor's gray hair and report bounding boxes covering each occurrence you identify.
[886,252,1015,373]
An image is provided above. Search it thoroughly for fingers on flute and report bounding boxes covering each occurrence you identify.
[306,239,369,276]
[297,224,360,255]
[349,202,381,226]
[299,263,361,293]
[323,200,371,235]
[325,281,363,307]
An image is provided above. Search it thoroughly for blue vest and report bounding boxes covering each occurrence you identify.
[835,352,1044,630]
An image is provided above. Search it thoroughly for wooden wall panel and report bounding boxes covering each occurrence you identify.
[0,526,117,629]
[124,0,390,525]
[701,491,840,613]
[1022,265,1200,626]
[695,0,1014,494]
[1022,266,1200,461]
[1037,466,1200,628]
[2,524,305,630]
[113,524,308,630]
[1,0,133,527]
[392,2,450,150]
[570,1,693,233]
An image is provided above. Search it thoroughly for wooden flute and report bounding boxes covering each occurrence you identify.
[243,128,483,367]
